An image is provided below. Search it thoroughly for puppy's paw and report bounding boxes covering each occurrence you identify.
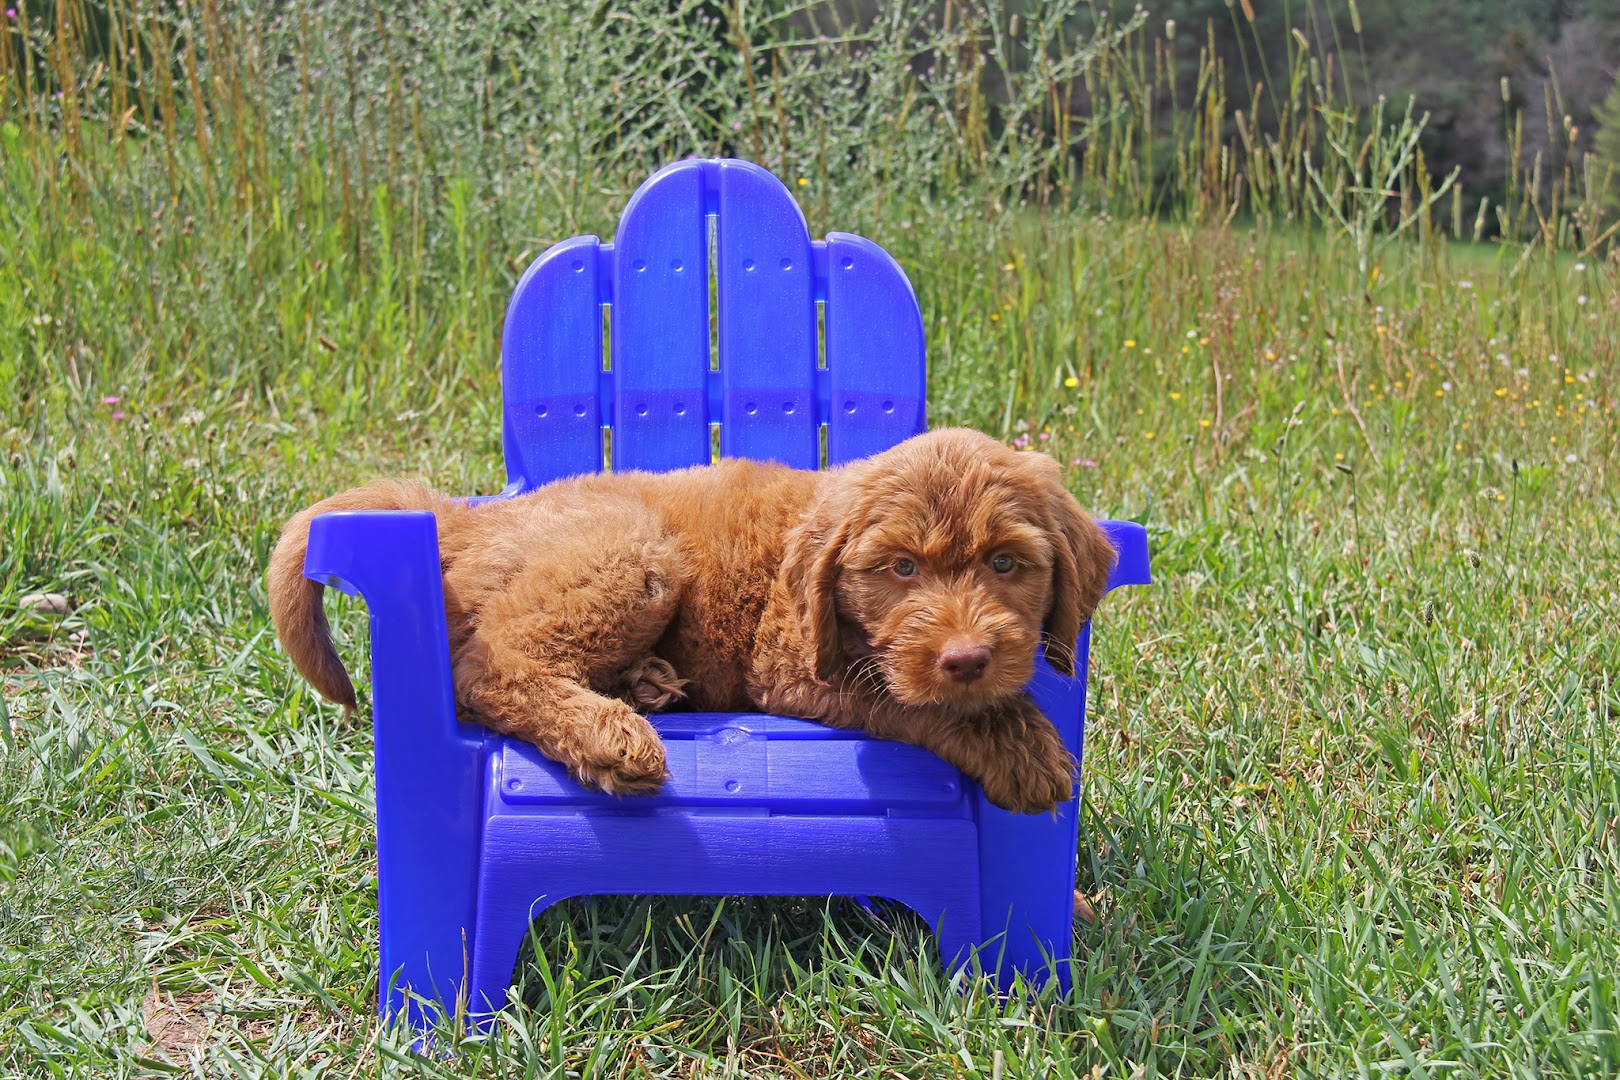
[973,706,1076,815]
[566,702,670,796]
[624,655,688,712]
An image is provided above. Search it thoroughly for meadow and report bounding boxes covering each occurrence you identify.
[2,1,1617,1076]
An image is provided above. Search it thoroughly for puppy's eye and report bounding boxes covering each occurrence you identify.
[989,554,1016,573]
[893,558,918,579]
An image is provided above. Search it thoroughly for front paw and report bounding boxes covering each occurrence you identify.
[973,710,1076,814]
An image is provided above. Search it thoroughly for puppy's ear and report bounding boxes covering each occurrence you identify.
[779,499,857,683]
[1032,460,1117,677]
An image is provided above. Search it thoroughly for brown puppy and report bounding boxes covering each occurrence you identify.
[268,428,1116,813]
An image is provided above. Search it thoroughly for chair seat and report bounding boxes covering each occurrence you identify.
[496,714,970,815]
[472,717,988,1013]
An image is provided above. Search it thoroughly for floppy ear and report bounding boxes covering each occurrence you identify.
[779,495,858,683]
[1038,469,1117,678]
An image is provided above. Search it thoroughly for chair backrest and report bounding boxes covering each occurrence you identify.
[500,159,926,487]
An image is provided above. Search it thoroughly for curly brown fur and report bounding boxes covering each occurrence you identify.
[267,428,1115,812]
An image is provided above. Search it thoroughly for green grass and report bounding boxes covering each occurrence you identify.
[4,1,1620,1076]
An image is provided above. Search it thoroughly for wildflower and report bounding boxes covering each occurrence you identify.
[1564,454,1577,464]
[990,313,1000,322]
[1145,431,1156,440]
[1574,262,1586,272]
[796,178,809,186]
[1072,459,1098,468]
[102,395,121,404]
[1198,337,1209,346]
[1123,339,1137,349]
[1577,295,1588,305]
[1264,351,1276,361]
[1442,381,1453,392]
[1002,263,1016,272]
[1063,376,1079,388]
[1170,392,1181,401]
[1200,418,1211,428]
[1495,388,1507,397]
[4,8,15,17]
[730,121,742,132]
[1458,280,1474,290]
[112,411,126,420]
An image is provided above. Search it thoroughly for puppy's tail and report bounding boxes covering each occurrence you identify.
[266,479,449,710]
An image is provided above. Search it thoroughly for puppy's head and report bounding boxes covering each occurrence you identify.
[780,428,1116,708]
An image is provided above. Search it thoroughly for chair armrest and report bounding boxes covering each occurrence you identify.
[1099,519,1151,593]
[304,509,486,1019]
[972,517,1150,988]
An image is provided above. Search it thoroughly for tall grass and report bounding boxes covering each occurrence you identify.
[2,1,1618,1076]
[1,0,1613,423]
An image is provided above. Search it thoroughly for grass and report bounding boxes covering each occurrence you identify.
[3,1,1620,1076]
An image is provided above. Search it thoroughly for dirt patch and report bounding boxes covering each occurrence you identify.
[140,980,212,1063]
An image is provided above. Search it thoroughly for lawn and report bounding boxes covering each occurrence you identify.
[3,2,1619,1076]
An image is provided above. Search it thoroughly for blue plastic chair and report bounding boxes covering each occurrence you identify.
[300,159,1150,1032]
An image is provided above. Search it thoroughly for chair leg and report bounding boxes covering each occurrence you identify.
[465,881,580,1030]
[465,896,541,1025]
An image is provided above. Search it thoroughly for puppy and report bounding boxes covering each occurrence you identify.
[268,427,1116,813]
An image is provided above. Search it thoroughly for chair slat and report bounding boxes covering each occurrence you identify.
[715,160,818,469]
[611,161,711,472]
[500,236,605,488]
[823,232,927,465]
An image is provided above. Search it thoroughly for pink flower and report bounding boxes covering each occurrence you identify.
[111,411,126,420]
[1071,458,1098,468]
[5,9,17,18]
[102,395,121,404]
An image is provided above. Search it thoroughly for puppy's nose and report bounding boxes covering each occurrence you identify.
[938,641,992,683]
